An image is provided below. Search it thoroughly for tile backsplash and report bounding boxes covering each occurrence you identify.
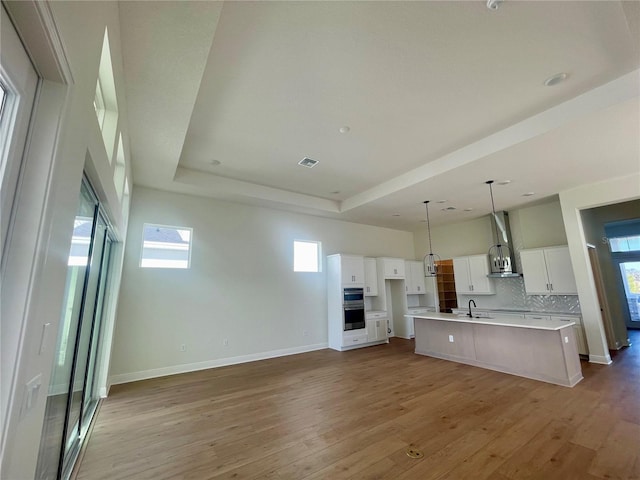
[457,277,580,314]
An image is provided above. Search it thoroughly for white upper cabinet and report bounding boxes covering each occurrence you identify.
[339,254,365,286]
[364,257,378,296]
[453,255,495,295]
[378,257,405,279]
[405,260,426,294]
[520,246,577,295]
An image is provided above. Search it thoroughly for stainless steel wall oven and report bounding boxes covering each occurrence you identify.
[343,288,365,330]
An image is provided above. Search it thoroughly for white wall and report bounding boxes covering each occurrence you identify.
[109,187,415,383]
[413,198,568,262]
[509,198,568,250]
[560,173,640,364]
[1,2,132,478]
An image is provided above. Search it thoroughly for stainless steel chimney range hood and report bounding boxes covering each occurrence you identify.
[485,181,522,279]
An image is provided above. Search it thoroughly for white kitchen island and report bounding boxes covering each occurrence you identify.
[408,312,583,387]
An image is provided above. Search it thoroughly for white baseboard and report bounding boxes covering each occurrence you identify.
[109,342,328,386]
[588,353,613,365]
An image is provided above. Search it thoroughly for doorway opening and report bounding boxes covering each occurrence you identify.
[606,230,640,330]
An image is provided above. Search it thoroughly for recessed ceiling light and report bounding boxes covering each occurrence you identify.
[330,190,340,195]
[435,200,447,204]
[442,206,457,211]
[464,208,473,212]
[544,72,568,87]
[392,213,401,217]
[339,126,350,134]
[298,157,319,168]
[209,159,221,166]
[522,192,535,197]
[486,0,503,10]
[497,180,511,185]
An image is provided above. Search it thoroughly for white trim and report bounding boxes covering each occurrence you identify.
[588,354,613,365]
[109,343,328,386]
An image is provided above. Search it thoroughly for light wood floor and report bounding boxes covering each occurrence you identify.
[77,332,640,480]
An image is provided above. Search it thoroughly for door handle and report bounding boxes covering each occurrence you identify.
[550,283,553,291]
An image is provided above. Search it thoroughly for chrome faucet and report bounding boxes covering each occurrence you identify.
[468,299,477,318]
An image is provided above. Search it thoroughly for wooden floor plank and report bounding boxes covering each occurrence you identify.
[75,331,640,480]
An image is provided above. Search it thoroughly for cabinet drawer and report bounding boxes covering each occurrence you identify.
[551,315,581,325]
[366,312,387,319]
[342,333,368,346]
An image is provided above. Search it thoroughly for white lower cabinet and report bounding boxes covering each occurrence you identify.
[366,317,388,343]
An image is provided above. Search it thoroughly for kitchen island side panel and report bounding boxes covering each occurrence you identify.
[414,318,476,361]
[473,324,568,382]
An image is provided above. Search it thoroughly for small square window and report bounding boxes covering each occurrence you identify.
[294,240,321,272]
[141,224,192,269]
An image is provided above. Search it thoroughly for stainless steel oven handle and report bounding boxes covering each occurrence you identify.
[344,306,365,311]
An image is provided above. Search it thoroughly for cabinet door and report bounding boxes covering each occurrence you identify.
[520,249,550,295]
[383,258,405,278]
[404,261,415,293]
[364,257,378,296]
[453,257,471,294]
[366,319,378,342]
[377,319,388,341]
[467,255,494,294]
[411,261,426,294]
[341,255,364,285]
[544,247,578,295]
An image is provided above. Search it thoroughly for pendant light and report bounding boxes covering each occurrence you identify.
[485,180,514,275]
[422,200,441,276]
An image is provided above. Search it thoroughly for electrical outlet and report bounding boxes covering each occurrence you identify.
[564,336,569,344]
[223,338,229,346]
[448,335,454,343]
[180,344,186,352]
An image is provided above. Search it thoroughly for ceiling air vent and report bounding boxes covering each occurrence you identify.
[298,157,319,168]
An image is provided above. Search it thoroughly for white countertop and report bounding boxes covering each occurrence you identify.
[407,312,575,331]
[450,307,581,317]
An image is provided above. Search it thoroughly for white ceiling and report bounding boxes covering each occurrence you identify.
[119,1,640,231]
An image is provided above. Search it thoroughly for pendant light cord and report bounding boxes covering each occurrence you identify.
[424,201,433,254]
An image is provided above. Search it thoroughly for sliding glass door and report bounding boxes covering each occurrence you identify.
[36,178,114,480]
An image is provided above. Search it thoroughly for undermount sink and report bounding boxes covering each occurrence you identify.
[457,314,493,319]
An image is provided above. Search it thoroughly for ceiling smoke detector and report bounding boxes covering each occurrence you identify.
[298,157,319,168]
[486,0,503,10]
